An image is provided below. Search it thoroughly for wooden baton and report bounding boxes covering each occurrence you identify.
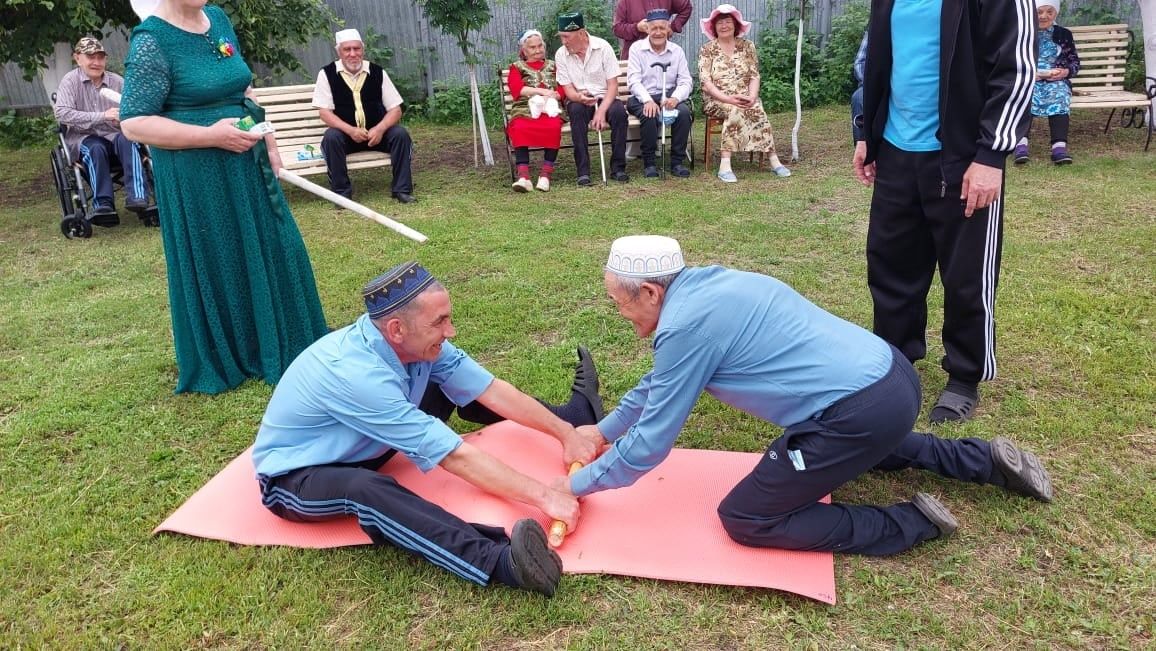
[547,461,584,548]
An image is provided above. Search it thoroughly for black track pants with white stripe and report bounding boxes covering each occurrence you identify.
[866,141,1003,385]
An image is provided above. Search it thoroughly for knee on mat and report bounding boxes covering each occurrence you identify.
[717,499,796,547]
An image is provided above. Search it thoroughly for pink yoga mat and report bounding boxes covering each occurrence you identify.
[155,421,836,603]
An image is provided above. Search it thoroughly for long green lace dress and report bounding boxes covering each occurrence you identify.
[121,5,329,395]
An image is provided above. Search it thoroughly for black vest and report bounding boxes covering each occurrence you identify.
[322,62,387,128]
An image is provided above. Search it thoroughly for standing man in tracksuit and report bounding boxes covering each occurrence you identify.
[853,0,1035,423]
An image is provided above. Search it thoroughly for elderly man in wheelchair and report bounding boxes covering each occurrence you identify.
[52,36,156,237]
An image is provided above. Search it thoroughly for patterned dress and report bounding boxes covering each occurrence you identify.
[698,38,777,154]
[506,59,565,149]
[1032,26,1075,117]
[121,5,328,394]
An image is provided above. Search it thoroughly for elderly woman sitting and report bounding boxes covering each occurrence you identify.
[505,29,566,192]
[1015,0,1081,166]
[697,4,789,182]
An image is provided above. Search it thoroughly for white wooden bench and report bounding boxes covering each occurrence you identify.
[497,60,644,181]
[1068,24,1154,151]
[250,83,392,175]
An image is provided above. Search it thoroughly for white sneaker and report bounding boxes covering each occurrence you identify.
[535,176,551,192]
[512,177,532,193]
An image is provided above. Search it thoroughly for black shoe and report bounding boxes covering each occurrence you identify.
[509,519,563,597]
[911,493,958,539]
[611,171,630,183]
[929,381,978,424]
[671,164,690,178]
[571,345,604,422]
[576,175,592,187]
[392,192,416,204]
[125,197,150,213]
[90,203,119,227]
[990,437,1053,502]
[643,166,659,178]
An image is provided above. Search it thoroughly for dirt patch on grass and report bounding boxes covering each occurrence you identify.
[0,168,54,209]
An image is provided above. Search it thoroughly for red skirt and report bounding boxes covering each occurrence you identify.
[507,115,563,149]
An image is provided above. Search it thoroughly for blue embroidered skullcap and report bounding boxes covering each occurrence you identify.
[645,8,672,22]
[363,262,436,318]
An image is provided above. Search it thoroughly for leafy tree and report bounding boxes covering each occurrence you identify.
[417,0,495,164]
[0,0,336,81]
[534,0,614,55]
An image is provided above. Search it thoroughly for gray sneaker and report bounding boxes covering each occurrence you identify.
[990,437,1054,502]
[912,493,958,539]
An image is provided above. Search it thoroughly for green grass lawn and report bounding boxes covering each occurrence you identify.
[1,107,1153,649]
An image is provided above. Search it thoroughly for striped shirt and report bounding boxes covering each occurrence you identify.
[52,68,123,160]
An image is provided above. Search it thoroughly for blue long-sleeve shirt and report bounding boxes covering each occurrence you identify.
[570,266,893,496]
[253,313,495,477]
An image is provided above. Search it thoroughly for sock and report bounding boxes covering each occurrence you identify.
[1052,141,1066,150]
[540,393,597,427]
[489,545,520,588]
[1018,136,1029,147]
[540,161,554,178]
[516,164,530,180]
[718,156,732,174]
[944,377,978,400]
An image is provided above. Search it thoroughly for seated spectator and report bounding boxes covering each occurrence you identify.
[1015,0,1080,166]
[506,29,566,193]
[555,11,631,186]
[314,29,415,203]
[626,9,694,178]
[53,36,153,226]
[697,4,790,182]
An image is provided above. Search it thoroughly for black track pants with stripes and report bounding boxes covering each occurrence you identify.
[866,141,1003,385]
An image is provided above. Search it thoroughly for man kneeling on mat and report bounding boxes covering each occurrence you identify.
[253,262,605,596]
[553,235,1052,555]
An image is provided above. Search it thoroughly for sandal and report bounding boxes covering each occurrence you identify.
[929,389,977,424]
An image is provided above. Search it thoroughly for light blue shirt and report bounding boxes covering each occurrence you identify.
[626,38,693,103]
[570,266,893,496]
[253,313,495,477]
[883,0,943,151]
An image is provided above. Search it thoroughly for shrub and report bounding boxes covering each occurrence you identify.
[0,109,56,149]
[534,0,615,55]
[418,80,502,125]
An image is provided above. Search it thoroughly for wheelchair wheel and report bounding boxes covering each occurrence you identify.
[60,215,92,239]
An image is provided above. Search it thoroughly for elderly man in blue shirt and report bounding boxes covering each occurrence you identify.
[626,9,694,178]
[253,262,606,596]
[558,236,1052,556]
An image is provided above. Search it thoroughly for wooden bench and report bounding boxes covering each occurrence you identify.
[497,60,643,181]
[1067,24,1154,151]
[250,83,392,175]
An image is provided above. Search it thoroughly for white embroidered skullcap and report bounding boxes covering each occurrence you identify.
[1037,0,1060,11]
[606,235,685,278]
[518,29,543,46]
[335,29,363,46]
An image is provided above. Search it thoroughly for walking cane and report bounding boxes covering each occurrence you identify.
[597,129,608,185]
[649,62,671,179]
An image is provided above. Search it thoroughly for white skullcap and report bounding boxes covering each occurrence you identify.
[335,29,363,46]
[518,29,543,46]
[606,235,685,278]
[1037,0,1060,11]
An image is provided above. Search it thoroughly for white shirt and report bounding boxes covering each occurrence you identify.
[554,36,621,98]
[312,60,404,112]
[626,38,693,104]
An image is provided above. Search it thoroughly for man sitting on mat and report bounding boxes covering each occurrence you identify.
[554,235,1053,556]
[253,262,605,596]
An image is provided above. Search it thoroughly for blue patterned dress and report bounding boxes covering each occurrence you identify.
[1032,26,1077,117]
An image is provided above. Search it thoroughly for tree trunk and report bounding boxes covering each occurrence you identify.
[39,42,75,103]
[468,64,495,166]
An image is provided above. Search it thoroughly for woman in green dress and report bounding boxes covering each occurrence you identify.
[121,0,328,394]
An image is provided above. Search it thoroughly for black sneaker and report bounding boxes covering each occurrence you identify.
[577,175,592,187]
[671,164,690,178]
[912,493,958,539]
[90,202,119,227]
[571,345,604,422]
[508,519,563,597]
[990,437,1053,502]
[125,197,150,213]
[611,171,630,183]
[643,166,659,178]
